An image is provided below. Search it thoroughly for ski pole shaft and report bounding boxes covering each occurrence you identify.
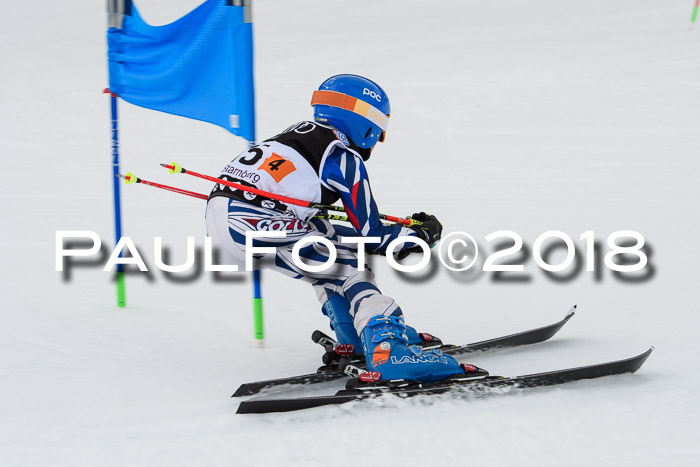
[117,173,209,200]
[316,206,407,225]
[161,162,419,227]
[117,173,388,226]
[162,162,315,207]
[313,213,355,223]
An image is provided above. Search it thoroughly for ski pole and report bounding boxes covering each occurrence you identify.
[161,162,420,227]
[311,204,409,226]
[117,173,397,226]
[117,173,208,200]
[312,212,374,224]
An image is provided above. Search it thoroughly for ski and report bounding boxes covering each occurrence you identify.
[232,306,576,397]
[236,347,653,414]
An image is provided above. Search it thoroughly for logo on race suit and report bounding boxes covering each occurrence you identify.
[261,200,276,210]
[293,122,316,134]
[363,88,382,102]
[244,191,257,201]
[390,354,450,365]
[243,217,311,234]
[333,129,350,147]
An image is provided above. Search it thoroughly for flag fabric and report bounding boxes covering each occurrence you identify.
[107,0,255,141]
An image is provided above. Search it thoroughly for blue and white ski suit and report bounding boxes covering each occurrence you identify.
[205,122,418,332]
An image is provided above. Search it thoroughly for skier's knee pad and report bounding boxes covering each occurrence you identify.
[321,293,362,349]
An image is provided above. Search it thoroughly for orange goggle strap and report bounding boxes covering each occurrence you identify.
[311,90,389,132]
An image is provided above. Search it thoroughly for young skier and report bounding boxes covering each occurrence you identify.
[205,74,477,383]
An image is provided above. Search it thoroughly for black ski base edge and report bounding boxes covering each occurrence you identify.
[232,307,576,397]
[236,347,653,414]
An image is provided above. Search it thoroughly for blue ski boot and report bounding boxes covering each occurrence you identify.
[319,291,449,373]
[360,315,468,384]
[321,292,442,350]
[321,293,363,350]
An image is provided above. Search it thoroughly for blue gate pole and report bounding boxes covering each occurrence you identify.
[252,269,264,346]
[106,89,126,307]
[248,140,264,346]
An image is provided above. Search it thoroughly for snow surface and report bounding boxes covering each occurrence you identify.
[1,0,699,465]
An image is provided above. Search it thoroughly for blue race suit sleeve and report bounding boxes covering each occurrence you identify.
[320,146,418,254]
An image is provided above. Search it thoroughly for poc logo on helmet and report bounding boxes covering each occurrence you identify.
[369,111,386,125]
[363,88,382,102]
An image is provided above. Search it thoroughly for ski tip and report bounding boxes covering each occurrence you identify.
[631,347,654,373]
[573,304,577,309]
[632,347,654,365]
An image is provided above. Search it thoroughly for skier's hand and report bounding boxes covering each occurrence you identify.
[408,212,442,247]
[394,212,443,261]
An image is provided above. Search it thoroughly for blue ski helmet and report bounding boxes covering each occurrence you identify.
[311,74,390,159]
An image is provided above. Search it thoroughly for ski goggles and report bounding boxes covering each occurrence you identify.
[311,90,390,142]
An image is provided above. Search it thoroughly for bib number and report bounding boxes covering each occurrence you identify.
[259,153,296,183]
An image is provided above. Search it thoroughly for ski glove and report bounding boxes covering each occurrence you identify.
[395,212,443,261]
[409,212,443,247]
